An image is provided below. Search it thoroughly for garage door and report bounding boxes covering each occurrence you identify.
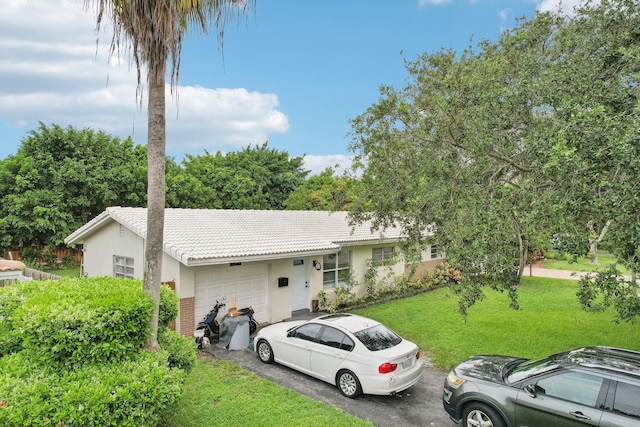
[194,265,269,325]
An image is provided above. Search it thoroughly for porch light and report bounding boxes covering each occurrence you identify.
[313,260,322,271]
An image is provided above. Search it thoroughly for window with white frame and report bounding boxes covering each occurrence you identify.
[114,255,134,279]
[372,246,394,265]
[323,251,350,289]
[430,245,439,259]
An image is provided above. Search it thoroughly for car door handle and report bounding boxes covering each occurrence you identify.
[570,411,591,420]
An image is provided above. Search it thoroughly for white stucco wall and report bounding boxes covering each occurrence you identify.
[82,222,145,279]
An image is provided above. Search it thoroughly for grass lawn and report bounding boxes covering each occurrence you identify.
[48,266,81,278]
[543,250,630,275]
[160,355,372,427]
[353,276,640,369]
[163,276,639,425]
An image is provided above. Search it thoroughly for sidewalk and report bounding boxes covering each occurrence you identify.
[525,266,632,282]
[525,266,589,280]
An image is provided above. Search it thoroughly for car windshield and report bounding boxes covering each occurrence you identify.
[353,324,402,351]
[506,355,560,384]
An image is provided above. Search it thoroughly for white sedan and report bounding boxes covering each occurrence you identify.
[254,313,423,398]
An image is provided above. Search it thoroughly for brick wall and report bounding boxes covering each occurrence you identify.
[179,297,195,337]
[405,259,445,279]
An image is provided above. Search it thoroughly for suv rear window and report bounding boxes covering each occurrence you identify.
[353,324,402,351]
[613,382,640,419]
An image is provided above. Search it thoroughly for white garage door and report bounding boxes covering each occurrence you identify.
[194,265,269,325]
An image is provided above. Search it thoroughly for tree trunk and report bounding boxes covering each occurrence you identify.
[588,219,613,264]
[143,58,167,352]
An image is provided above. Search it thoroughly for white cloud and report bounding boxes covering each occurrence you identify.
[0,0,289,155]
[302,154,353,177]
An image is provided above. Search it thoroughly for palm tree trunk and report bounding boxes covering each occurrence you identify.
[143,58,167,352]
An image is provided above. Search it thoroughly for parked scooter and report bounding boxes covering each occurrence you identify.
[194,299,259,349]
[194,299,226,349]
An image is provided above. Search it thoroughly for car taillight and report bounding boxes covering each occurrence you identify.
[416,350,421,359]
[378,362,398,374]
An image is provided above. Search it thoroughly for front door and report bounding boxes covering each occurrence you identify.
[291,258,309,311]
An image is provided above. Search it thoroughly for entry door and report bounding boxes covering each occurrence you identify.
[291,258,309,311]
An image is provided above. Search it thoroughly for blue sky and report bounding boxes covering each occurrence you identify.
[0,0,583,175]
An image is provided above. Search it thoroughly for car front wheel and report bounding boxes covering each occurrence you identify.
[256,339,274,363]
[336,370,362,398]
[462,403,505,427]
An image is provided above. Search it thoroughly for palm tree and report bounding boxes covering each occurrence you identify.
[84,0,253,350]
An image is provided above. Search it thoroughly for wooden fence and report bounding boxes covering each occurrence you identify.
[3,248,82,266]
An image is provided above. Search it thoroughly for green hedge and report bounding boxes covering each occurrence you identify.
[0,351,183,427]
[0,277,194,426]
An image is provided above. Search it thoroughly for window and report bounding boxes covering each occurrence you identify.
[323,251,350,289]
[612,382,640,419]
[372,247,394,264]
[536,371,604,407]
[114,255,134,279]
[353,324,402,351]
[317,326,354,351]
[430,245,439,259]
[291,323,323,342]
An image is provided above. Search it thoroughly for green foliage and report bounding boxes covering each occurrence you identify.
[0,277,186,425]
[159,284,179,329]
[0,123,147,252]
[317,263,462,313]
[11,278,153,369]
[577,264,640,323]
[158,328,197,373]
[283,167,361,211]
[175,142,308,210]
[0,351,183,427]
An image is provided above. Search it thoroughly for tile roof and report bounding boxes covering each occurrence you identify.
[65,207,409,266]
[0,260,26,272]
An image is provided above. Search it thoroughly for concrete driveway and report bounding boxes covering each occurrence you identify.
[204,344,454,427]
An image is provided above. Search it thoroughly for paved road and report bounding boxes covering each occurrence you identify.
[204,345,453,427]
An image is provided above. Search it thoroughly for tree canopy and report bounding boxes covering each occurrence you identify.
[175,143,308,210]
[0,128,309,253]
[283,167,360,211]
[0,123,147,251]
[348,0,640,318]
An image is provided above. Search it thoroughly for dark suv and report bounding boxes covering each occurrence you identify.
[442,346,640,427]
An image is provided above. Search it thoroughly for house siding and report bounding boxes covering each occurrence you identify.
[82,222,144,278]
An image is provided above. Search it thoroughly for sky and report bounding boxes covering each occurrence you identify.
[1,0,585,175]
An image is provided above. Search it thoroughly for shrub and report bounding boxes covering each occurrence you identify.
[19,247,42,265]
[0,351,183,427]
[318,262,463,313]
[0,277,187,426]
[11,278,153,369]
[158,327,197,373]
[159,284,179,330]
[0,281,52,357]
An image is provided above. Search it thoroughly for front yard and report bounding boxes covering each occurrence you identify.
[161,275,640,426]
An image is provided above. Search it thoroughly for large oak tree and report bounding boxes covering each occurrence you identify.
[348,0,640,318]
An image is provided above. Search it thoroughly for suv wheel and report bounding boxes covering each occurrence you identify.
[462,403,505,427]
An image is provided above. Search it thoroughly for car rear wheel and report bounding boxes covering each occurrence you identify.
[336,370,362,398]
[256,339,274,363]
[462,403,505,427]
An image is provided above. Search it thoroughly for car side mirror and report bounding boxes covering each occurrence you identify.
[524,383,538,398]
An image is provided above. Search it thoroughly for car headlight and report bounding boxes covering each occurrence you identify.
[446,371,465,389]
